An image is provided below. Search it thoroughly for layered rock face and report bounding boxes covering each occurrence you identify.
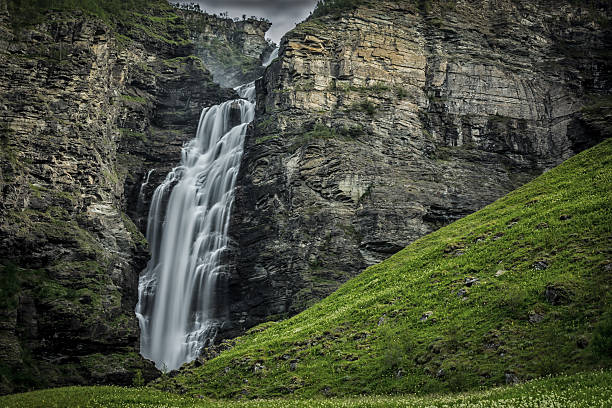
[178,8,274,87]
[0,2,234,394]
[226,0,611,335]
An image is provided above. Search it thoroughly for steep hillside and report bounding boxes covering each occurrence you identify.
[225,0,611,336]
[161,139,611,398]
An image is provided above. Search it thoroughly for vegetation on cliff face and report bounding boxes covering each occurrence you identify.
[5,0,194,53]
[7,0,166,28]
[157,139,611,398]
[1,370,611,407]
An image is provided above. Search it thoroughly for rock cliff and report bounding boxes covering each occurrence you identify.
[225,0,611,336]
[0,0,247,394]
[178,7,274,87]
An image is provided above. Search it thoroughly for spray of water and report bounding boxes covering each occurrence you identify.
[262,47,279,67]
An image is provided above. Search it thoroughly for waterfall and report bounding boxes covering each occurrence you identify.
[262,47,279,67]
[135,83,255,371]
[136,169,155,216]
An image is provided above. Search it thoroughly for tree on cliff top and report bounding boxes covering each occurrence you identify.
[312,0,365,18]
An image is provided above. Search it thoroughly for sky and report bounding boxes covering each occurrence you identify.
[178,0,319,44]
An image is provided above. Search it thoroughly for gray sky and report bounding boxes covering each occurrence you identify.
[178,0,319,44]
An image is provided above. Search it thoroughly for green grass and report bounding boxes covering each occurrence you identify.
[347,99,378,116]
[288,123,363,152]
[119,95,147,104]
[157,139,612,398]
[288,123,339,152]
[1,370,611,407]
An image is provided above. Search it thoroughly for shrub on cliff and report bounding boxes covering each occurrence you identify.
[312,0,365,18]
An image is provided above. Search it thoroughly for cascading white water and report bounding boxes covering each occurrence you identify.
[136,169,155,216]
[263,47,279,67]
[135,83,255,371]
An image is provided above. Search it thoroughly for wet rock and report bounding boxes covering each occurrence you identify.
[507,218,521,228]
[200,339,237,363]
[457,288,468,298]
[529,312,545,323]
[167,370,180,379]
[505,372,519,385]
[545,285,571,305]
[533,261,549,270]
[465,277,479,287]
[79,294,92,305]
[444,243,465,254]
[428,340,444,354]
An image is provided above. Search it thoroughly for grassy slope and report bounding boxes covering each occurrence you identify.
[0,371,611,407]
[160,139,612,398]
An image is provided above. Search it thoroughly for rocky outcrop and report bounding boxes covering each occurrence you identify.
[0,2,234,394]
[225,0,611,336]
[178,7,275,87]
[119,55,236,233]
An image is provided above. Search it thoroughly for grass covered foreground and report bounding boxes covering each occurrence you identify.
[1,370,611,407]
[159,139,612,398]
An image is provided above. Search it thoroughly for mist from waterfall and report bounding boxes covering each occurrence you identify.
[263,47,279,67]
[135,83,255,371]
